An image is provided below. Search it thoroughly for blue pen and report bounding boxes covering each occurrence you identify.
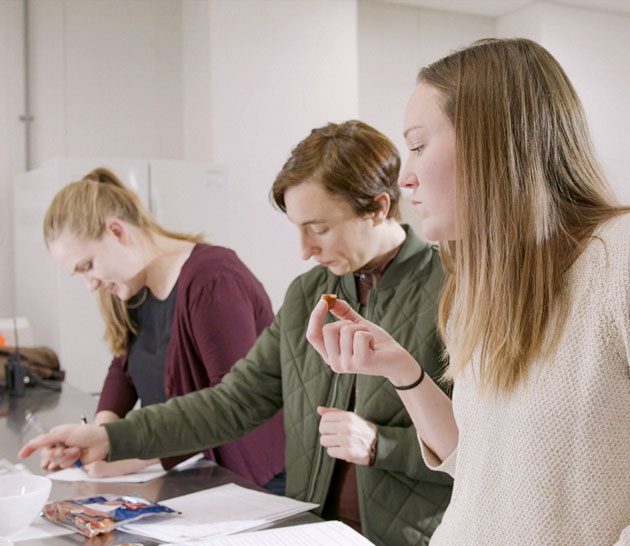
[74,415,88,468]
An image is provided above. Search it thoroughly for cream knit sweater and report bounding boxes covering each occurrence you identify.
[422,214,630,546]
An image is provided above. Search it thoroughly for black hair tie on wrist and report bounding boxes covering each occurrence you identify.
[392,367,425,390]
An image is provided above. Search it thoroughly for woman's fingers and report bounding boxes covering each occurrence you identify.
[19,424,107,466]
[307,296,386,376]
[306,299,330,361]
[328,298,363,324]
[321,320,352,369]
[339,324,371,371]
[19,432,56,459]
[44,445,80,469]
[353,330,376,365]
[322,320,363,371]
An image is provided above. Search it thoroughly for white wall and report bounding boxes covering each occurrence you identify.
[204,0,360,309]
[28,0,183,166]
[0,0,25,318]
[497,2,630,204]
[357,0,494,236]
[182,0,212,162]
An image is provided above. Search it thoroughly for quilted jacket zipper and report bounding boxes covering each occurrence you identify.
[306,370,342,502]
[306,297,365,504]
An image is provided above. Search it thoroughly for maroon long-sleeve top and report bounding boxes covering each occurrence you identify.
[97,244,285,485]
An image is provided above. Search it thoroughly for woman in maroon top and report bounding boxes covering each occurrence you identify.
[39,168,285,489]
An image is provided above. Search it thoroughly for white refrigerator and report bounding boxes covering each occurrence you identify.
[13,157,230,393]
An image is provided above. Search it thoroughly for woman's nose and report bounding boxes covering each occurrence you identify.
[300,232,319,261]
[398,169,419,189]
[86,277,101,293]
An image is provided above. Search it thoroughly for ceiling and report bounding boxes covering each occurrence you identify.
[380,0,630,17]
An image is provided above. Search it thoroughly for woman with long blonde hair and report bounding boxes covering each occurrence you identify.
[306,38,630,544]
[41,168,285,490]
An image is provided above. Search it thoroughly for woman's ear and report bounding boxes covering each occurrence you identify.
[104,218,127,243]
[371,193,391,225]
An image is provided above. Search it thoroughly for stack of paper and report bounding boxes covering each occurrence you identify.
[164,521,375,545]
[122,483,318,544]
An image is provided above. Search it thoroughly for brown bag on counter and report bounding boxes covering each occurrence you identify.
[0,346,65,382]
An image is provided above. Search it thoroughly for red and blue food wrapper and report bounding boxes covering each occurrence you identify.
[42,495,177,538]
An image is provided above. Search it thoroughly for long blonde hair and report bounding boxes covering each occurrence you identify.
[43,168,203,356]
[422,38,627,394]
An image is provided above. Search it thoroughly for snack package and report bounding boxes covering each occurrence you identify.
[42,495,177,538]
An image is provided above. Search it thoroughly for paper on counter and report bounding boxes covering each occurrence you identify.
[122,483,319,544]
[162,521,375,545]
[47,453,206,483]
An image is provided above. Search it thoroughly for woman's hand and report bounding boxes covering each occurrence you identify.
[317,406,377,466]
[38,444,81,471]
[18,423,110,467]
[306,297,422,385]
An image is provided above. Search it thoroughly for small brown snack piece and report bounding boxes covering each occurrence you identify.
[322,293,337,310]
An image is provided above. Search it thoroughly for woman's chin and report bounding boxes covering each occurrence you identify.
[420,221,455,243]
[327,264,349,276]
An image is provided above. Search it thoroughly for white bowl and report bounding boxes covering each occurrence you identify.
[0,475,52,537]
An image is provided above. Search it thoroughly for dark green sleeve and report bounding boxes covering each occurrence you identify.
[105,311,284,462]
[372,287,451,485]
[373,424,453,485]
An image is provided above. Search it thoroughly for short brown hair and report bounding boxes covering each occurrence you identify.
[271,120,401,220]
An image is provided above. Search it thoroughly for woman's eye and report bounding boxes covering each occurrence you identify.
[311,228,329,236]
[410,145,425,155]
